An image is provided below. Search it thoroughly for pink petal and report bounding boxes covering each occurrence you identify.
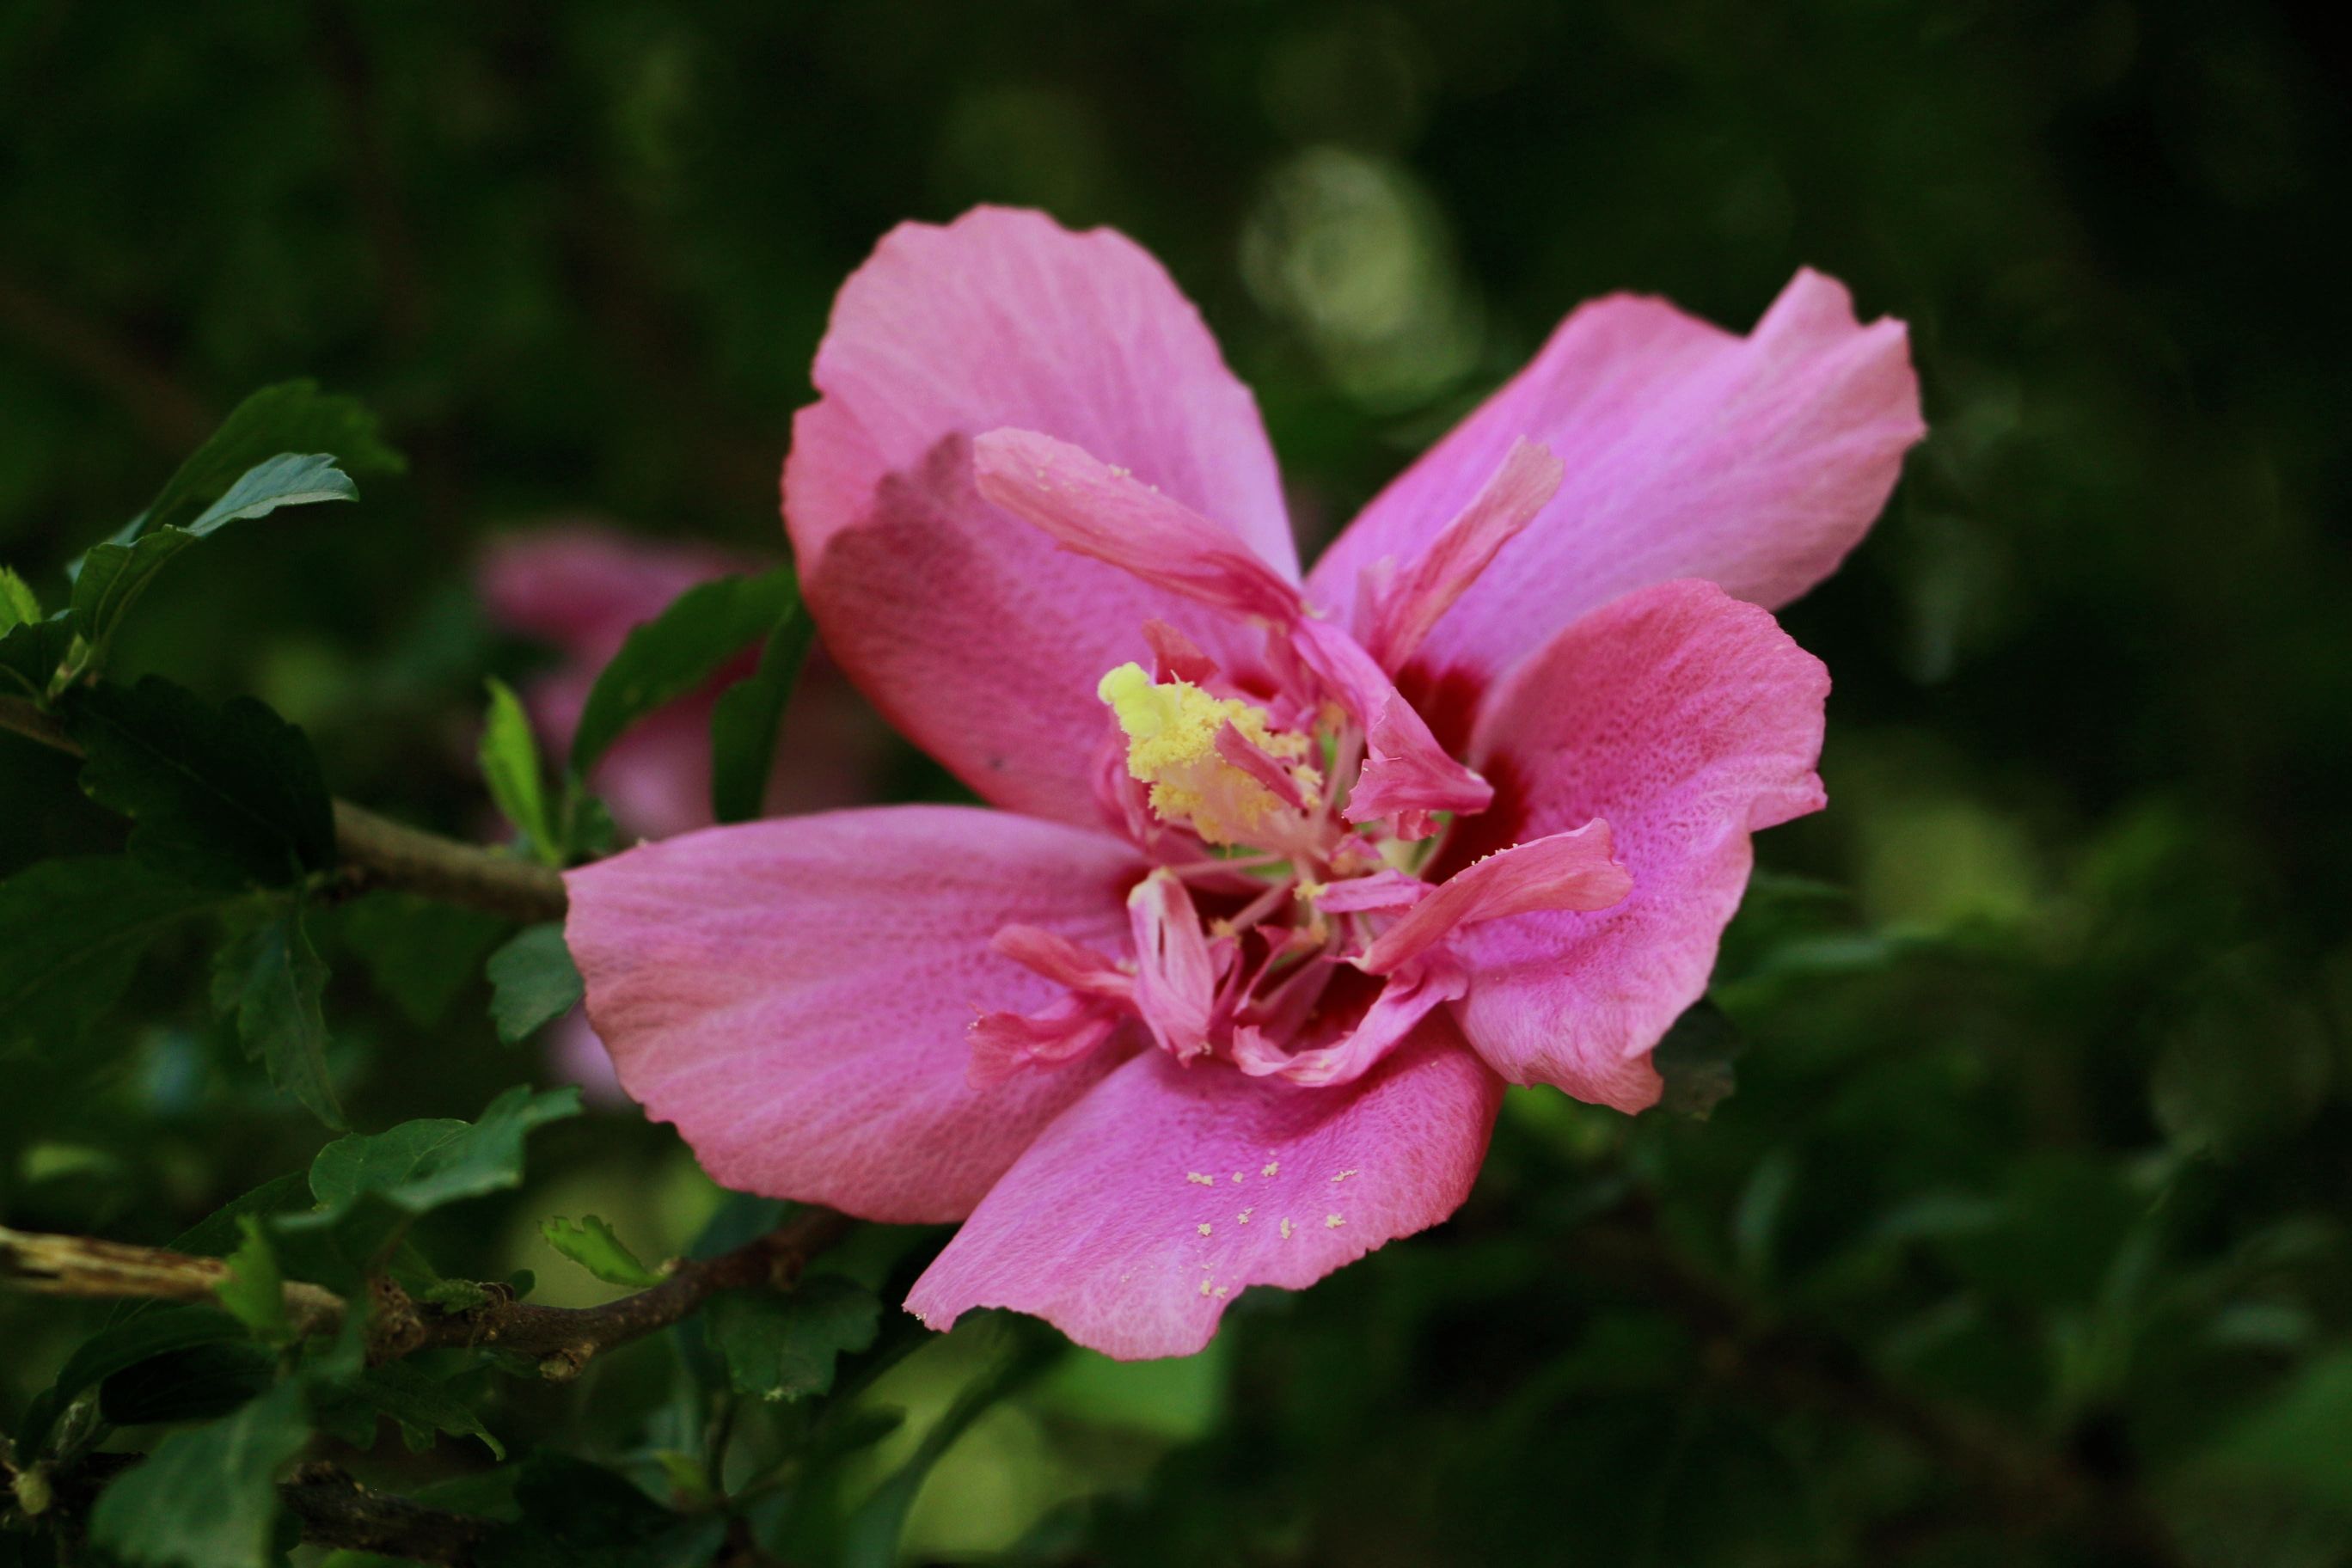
[1358,438,1564,673]
[1442,579,1829,1112]
[990,924,1132,999]
[1232,955,1467,1087]
[784,208,1294,828]
[1309,270,1922,692]
[1312,869,1429,915]
[1358,821,1631,976]
[969,996,1128,1087]
[1143,620,1218,684]
[972,429,1302,624]
[1126,871,1223,1060]
[564,806,1145,1222]
[904,1017,1504,1358]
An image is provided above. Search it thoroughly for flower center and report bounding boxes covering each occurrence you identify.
[1098,663,1323,849]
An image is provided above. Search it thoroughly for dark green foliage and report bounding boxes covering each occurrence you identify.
[706,1276,882,1403]
[134,382,402,539]
[476,1456,726,1568]
[569,569,799,777]
[0,856,224,1051]
[85,1378,309,1568]
[485,923,583,1044]
[478,677,559,866]
[0,614,73,703]
[707,585,813,824]
[97,1342,279,1428]
[210,907,342,1129]
[335,893,505,1029]
[542,1215,665,1289]
[72,455,358,675]
[311,1363,505,1460]
[307,1087,580,1215]
[67,679,334,890]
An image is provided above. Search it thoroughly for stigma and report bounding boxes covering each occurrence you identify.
[1098,663,1321,847]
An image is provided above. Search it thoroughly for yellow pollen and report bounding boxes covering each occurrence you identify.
[1198,1222,1212,1235]
[1098,663,1319,845]
[1262,1160,1279,1177]
[1326,1213,1345,1228]
[1185,1171,1216,1185]
[1280,1218,1293,1239]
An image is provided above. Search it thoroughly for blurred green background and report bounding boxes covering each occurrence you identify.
[4,0,2349,1563]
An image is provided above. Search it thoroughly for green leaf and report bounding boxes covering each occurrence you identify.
[313,1363,505,1460]
[2210,1349,2352,1510]
[475,1454,722,1568]
[706,1275,881,1403]
[167,1173,315,1258]
[1651,997,1743,1119]
[273,1086,579,1291]
[309,1085,582,1214]
[67,677,335,889]
[100,1342,279,1428]
[211,904,344,1129]
[138,380,403,540]
[180,452,357,536]
[88,1376,309,1568]
[72,456,358,672]
[19,1304,251,1452]
[486,922,582,1044]
[707,577,812,823]
[0,611,76,702]
[0,566,40,630]
[541,1215,665,1289]
[214,1216,292,1343]
[569,567,798,777]
[0,857,224,1054]
[335,892,505,1028]
[480,677,558,864]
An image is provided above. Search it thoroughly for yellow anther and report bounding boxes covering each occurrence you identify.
[1098,663,1319,846]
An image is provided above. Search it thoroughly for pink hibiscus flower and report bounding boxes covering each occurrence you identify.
[565,208,1923,1359]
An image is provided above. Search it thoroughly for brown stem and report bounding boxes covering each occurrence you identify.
[371,1209,855,1379]
[9,1453,498,1566]
[1,1209,852,1383]
[0,694,567,924]
[0,1226,342,1337]
[279,1465,496,1565]
[329,799,566,924]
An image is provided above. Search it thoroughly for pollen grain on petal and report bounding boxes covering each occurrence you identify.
[1326,1213,1345,1228]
